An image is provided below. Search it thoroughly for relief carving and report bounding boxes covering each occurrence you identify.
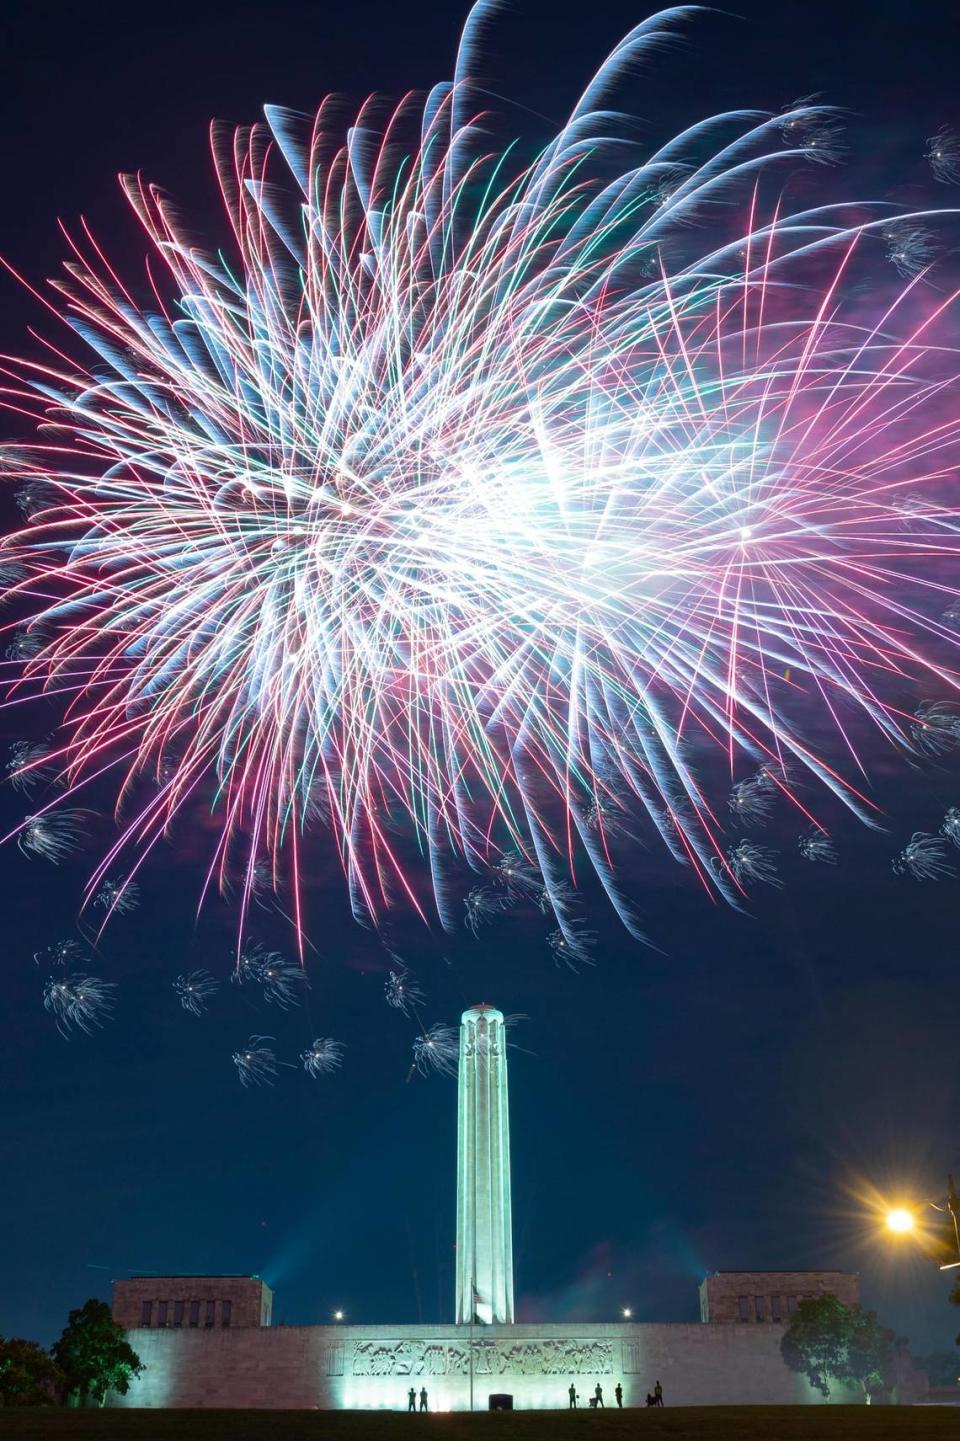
[352,1337,613,1378]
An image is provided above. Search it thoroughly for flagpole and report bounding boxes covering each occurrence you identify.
[469,1293,475,1413]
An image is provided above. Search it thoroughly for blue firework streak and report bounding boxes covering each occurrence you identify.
[1,2,960,954]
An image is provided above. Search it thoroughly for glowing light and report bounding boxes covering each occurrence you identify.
[2,4,960,951]
[885,1208,916,1235]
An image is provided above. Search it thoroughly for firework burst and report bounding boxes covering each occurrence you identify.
[232,1036,281,1088]
[43,974,116,1037]
[412,1023,459,1078]
[2,3,960,949]
[173,969,219,1016]
[301,1038,345,1078]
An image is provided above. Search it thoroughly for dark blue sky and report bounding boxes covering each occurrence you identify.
[2,0,960,1362]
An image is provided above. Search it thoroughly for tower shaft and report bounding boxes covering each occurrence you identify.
[455,1004,514,1325]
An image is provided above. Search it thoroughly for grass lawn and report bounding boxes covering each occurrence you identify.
[0,1408,956,1441]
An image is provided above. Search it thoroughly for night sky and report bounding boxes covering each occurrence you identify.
[2,0,960,1364]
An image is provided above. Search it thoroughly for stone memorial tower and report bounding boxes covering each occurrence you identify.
[455,1003,514,1325]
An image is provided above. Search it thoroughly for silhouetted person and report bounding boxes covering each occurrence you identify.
[645,1393,656,1407]
[654,1379,664,1407]
[594,1383,604,1408]
[568,1383,577,1409]
[419,1386,428,1412]
[614,1382,623,1408]
[408,1387,416,1412]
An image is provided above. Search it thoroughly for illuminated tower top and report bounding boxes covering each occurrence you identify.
[455,1003,514,1325]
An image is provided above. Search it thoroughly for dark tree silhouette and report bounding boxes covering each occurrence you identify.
[0,1337,64,1406]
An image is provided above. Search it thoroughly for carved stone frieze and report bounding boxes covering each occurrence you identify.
[352,1337,613,1378]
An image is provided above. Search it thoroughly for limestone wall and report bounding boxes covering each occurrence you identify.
[112,1276,272,1332]
[699,1271,860,1325]
[110,1321,845,1409]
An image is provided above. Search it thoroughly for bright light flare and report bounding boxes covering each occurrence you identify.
[885,1208,916,1235]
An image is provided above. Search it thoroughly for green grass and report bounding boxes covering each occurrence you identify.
[0,1408,956,1441]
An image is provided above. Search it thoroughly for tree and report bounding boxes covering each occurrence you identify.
[51,1299,143,1407]
[781,1294,896,1402]
[0,1337,64,1406]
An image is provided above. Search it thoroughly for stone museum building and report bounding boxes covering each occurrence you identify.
[108,1005,922,1410]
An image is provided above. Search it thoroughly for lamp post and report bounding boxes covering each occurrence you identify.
[941,1174,960,1271]
[884,1174,960,1270]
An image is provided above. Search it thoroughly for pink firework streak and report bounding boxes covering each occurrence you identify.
[1,2,960,951]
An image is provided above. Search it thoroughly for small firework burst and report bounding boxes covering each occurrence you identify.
[231,943,305,1007]
[490,850,541,899]
[719,840,782,888]
[779,98,844,163]
[941,806,960,848]
[259,955,307,1010]
[797,830,838,864]
[5,741,55,795]
[912,701,960,757]
[18,810,86,863]
[93,877,140,914]
[464,885,507,937]
[384,966,424,1016]
[232,1036,280,1088]
[5,627,45,662]
[15,480,56,518]
[173,970,219,1016]
[892,832,954,881]
[728,778,775,827]
[43,974,116,1037]
[33,938,85,968]
[231,944,267,987]
[546,922,596,970]
[301,1038,345,1078]
[926,127,960,184]
[884,224,938,279]
[412,1023,459,1078]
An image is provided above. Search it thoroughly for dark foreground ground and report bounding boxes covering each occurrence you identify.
[0,1408,957,1441]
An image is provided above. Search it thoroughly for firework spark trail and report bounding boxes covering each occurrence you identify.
[2,3,960,948]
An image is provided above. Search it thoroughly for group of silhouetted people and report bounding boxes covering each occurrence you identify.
[406,1377,664,1412]
[568,1379,662,1409]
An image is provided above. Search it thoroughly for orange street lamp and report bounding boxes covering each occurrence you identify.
[884,1175,960,1270]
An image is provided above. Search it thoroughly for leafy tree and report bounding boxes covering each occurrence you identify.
[0,1337,64,1406]
[51,1299,143,1407]
[781,1294,896,1402]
